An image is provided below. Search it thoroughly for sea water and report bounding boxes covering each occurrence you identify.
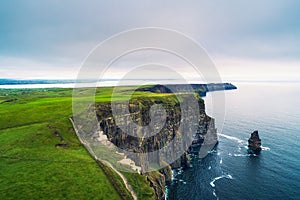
[168,82,300,200]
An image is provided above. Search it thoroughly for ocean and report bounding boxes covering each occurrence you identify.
[167,82,300,200]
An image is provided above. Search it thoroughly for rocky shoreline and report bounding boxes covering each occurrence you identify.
[92,95,218,199]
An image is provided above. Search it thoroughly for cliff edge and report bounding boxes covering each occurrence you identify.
[92,95,217,199]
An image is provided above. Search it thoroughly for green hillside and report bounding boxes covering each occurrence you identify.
[0,88,155,200]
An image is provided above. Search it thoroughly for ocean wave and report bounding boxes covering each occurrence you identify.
[234,153,250,157]
[207,149,218,154]
[261,146,271,151]
[212,189,219,200]
[229,153,258,157]
[244,145,270,151]
[219,133,270,152]
[210,174,233,188]
[210,173,233,200]
[218,133,245,144]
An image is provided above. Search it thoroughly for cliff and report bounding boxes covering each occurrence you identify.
[137,83,237,97]
[93,95,218,199]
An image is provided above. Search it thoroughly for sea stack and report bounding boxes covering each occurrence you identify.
[247,130,262,154]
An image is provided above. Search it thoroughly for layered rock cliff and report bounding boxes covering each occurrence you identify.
[94,95,217,199]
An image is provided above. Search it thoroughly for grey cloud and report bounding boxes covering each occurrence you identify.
[0,0,300,80]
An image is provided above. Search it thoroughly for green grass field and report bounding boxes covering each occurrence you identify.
[0,87,159,200]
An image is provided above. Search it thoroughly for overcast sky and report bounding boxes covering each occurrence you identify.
[1,0,300,81]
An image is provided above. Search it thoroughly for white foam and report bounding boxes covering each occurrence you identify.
[261,146,271,151]
[208,149,218,154]
[171,170,175,181]
[233,153,247,157]
[210,173,232,199]
[245,145,270,151]
[212,190,217,197]
[210,174,233,188]
[212,189,219,200]
[220,158,223,164]
[231,153,257,157]
[218,133,244,144]
[210,176,222,187]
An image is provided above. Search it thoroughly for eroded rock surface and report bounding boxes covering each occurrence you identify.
[248,130,262,154]
[91,96,217,199]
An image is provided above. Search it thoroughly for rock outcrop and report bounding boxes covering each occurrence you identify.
[248,130,262,154]
[88,95,217,199]
[146,171,167,199]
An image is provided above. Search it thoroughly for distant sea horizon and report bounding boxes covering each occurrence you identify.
[1,78,300,89]
[0,78,193,89]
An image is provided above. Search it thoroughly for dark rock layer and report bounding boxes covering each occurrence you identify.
[248,130,262,154]
[94,96,217,199]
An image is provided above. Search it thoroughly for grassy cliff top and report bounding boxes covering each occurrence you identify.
[1,86,171,200]
[0,85,202,104]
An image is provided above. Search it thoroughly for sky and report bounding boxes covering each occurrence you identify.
[1,0,300,82]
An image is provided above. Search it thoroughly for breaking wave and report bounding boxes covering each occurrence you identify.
[210,174,233,188]
[228,153,258,157]
[218,133,245,144]
[261,146,271,151]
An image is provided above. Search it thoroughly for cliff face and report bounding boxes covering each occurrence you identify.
[95,96,217,199]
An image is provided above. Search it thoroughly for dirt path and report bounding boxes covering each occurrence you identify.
[100,159,138,200]
[69,118,138,200]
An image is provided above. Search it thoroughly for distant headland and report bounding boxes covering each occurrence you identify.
[137,83,237,97]
[0,79,237,96]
